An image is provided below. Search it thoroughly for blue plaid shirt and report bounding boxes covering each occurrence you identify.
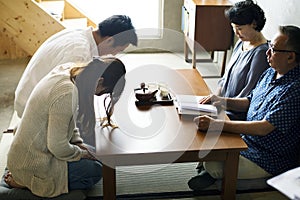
[240,65,300,175]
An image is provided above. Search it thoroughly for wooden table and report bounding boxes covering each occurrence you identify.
[94,67,247,200]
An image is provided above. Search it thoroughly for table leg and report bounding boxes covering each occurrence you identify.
[102,164,116,200]
[192,47,196,69]
[210,51,214,60]
[221,50,227,76]
[184,39,189,63]
[221,152,239,200]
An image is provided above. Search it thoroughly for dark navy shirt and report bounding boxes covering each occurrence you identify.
[218,40,270,120]
[240,65,300,175]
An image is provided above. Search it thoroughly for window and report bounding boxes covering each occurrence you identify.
[71,0,163,39]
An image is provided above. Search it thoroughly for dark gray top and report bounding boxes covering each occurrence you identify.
[218,40,270,120]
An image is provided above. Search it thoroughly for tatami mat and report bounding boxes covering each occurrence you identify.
[87,163,201,197]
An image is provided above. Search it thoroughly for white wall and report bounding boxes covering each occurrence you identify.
[230,0,300,40]
[135,0,300,52]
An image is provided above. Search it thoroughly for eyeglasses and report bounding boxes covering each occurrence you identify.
[268,42,296,54]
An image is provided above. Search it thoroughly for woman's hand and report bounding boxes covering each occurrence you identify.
[199,94,226,109]
[75,143,98,161]
[82,151,98,161]
[75,143,88,150]
[198,95,213,104]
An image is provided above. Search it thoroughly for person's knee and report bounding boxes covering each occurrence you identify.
[78,159,102,182]
[68,159,103,190]
[92,161,102,182]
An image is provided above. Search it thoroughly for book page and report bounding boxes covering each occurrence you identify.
[175,94,218,116]
[267,167,300,199]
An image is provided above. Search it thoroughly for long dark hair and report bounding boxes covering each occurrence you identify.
[72,57,126,145]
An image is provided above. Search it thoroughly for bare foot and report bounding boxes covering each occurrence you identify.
[4,171,26,189]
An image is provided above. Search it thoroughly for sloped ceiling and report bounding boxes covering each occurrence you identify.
[0,0,64,57]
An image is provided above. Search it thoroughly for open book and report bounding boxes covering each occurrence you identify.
[267,167,300,200]
[175,94,218,117]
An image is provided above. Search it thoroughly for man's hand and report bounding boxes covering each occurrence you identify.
[194,115,215,132]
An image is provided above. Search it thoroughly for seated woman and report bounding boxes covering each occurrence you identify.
[188,0,271,191]
[4,57,126,198]
[217,0,270,120]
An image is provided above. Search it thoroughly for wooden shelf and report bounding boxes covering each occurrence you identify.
[182,0,233,76]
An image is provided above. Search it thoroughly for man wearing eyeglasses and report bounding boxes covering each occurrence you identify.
[189,25,300,191]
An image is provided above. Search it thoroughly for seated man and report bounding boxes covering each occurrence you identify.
[188,25,300,190]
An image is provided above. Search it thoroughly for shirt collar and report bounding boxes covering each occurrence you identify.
[270,65,300,85]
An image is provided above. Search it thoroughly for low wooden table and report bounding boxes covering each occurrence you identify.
[94,68,247,200]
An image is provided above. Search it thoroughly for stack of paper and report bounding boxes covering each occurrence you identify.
[175,94,218,117]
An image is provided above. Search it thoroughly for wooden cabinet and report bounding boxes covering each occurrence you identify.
[182,0,233,76]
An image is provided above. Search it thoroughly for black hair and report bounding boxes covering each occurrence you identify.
[280,25,300,63]
[98,15,138,47]
[225,0,266,32]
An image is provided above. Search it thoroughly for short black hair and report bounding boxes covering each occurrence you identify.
[280,25,300,63]
[98,15,138,46]
[225,0,266,32]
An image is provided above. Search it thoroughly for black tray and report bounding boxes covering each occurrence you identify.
[135,93,173,107]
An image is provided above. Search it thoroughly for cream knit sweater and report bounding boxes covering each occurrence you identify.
[7,63,87,197]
